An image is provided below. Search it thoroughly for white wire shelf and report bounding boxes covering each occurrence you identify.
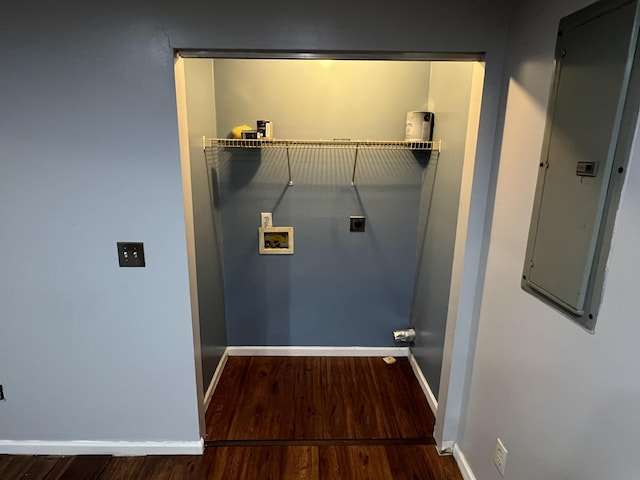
[203,137,439,187]
[203,137,441,151]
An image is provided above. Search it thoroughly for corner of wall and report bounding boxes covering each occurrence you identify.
[174,55,207,436]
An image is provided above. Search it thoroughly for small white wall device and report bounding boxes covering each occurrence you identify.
[261,212,273,228]
[258,214,293,254]
[405,111,434,141]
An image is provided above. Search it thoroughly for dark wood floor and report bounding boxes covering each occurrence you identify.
[0,356,463,479]
[206,356,435,442]
[0,445,461,479]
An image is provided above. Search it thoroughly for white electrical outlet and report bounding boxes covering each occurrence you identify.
[494,438,508,476]
[261,212,273,228]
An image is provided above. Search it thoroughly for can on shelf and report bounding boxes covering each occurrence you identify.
[257,120,273,139]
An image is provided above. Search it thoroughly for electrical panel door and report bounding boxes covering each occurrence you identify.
[523,0,639,328]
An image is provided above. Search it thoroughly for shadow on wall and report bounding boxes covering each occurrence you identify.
[412,149,433,167]
[222,148,262,191]
[508,1,562,109]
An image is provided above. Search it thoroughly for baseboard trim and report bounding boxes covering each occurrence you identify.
[226,346,410,357]
[438,441,454,454]
[204,349,229,410]
[453,443,477,480]
[408,353,438,415]
[0,438,205,456]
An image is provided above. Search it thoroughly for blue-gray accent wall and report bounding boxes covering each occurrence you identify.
[214,147,429,346]
[410,62,476,400]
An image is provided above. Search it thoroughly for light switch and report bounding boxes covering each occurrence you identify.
[117,242,145,267]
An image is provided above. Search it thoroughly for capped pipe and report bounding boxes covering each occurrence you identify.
[393,328,416,343]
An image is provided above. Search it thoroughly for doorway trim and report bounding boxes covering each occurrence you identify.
[178,49,484,62]
[433,61,486,452]
[175,49,494,452]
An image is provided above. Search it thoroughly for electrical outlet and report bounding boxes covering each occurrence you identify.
[261,212,273,228]
[0,385,5,401]
[350,216,366,232]
[494,438,507,476]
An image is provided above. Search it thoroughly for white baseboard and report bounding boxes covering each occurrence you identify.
[226,346,410,357]
[408,353,438,415]
[0,438,204,456]
[453,443,477,480]
[204,349,229,410]
[438,441,454,454]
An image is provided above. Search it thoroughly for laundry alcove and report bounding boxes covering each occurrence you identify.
[177,55,483,405]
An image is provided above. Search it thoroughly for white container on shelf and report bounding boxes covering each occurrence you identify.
[405,111,434,141]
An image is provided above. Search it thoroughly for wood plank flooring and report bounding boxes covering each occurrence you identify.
[206,356,435,442]
[0,356,463,479]
[0,445,462,479]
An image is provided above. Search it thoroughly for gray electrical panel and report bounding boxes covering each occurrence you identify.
[522,0,640,331]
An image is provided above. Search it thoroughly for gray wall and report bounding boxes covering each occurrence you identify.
[459,0,640,478]
[211,59,431,346]
[216,148,428,346]
[411,62,477,400]
[0,7,202,442]
[213,59,431,140]
[183,59,227,390]
[0,0,508,445]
